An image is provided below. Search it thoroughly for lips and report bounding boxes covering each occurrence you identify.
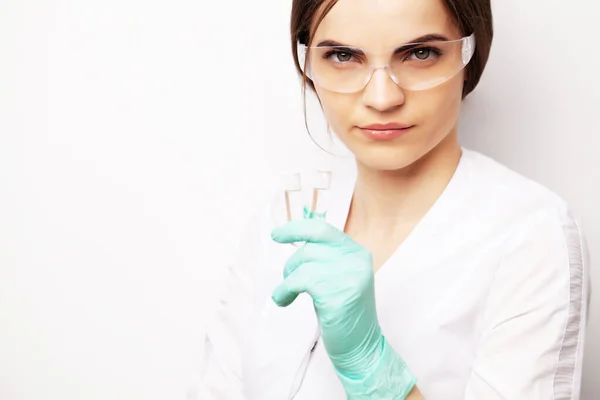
[358,122,414,140]
[360,123,412,130]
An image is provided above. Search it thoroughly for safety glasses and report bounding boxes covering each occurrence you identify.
[297,33,476,93]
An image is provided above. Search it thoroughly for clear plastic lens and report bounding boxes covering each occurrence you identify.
[298,34,475,93]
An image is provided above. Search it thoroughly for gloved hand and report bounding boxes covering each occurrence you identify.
[271,218,417,399]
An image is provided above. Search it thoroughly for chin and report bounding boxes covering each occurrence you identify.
[352,145,422,171]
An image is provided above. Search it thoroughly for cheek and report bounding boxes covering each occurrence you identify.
[416,77,464,129]
[314,88,354,130]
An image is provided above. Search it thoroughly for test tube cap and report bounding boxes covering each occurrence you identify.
[279,172,301,191]
[307,170,332,190]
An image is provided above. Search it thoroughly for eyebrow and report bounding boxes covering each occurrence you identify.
[315,34,450,51]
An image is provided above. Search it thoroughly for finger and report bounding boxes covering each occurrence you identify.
[271,218,346,245]
[283,244,338,278]
[271,261,319,307]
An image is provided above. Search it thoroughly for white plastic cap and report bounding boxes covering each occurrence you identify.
[279,172,301,191]
[307,170,332,190]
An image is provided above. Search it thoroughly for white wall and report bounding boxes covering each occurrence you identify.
[0,0,597,399]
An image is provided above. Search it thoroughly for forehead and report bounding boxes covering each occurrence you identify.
[313,0,460,47]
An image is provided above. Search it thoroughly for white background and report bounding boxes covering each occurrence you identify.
[0,0,598,399]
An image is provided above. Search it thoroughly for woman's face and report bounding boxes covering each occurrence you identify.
[310,0,465,171]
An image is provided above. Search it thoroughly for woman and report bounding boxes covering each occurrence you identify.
[191,0,590,398]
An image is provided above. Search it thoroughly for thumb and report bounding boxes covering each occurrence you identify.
[271,262,318,307]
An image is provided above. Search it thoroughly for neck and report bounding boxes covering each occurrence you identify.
[348,131,462,235]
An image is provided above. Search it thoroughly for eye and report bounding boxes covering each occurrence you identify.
[335,51,352,62]
[322,47,359,63]
[413,48,432,60]
[404,46,442,62]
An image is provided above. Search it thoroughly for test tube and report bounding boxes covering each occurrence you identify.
[279,172,302,222]
[277,172,303,247]
[305,170,331,220]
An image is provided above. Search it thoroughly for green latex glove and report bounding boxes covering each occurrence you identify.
[271,218,417,398]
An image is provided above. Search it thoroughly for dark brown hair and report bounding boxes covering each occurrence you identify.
[290,0,493,99]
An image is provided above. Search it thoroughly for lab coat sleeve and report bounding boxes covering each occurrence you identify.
[186,203,270,400]
[464,204,591,400]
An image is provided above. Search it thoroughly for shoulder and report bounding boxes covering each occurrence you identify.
[459,148,587,246]
[461,147,590,304]
[461,148,571,217]
[459,147,589,288]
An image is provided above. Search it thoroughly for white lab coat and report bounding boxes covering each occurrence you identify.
[189,148,591,400]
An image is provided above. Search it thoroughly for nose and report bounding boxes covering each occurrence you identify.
[361,67,406,112]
